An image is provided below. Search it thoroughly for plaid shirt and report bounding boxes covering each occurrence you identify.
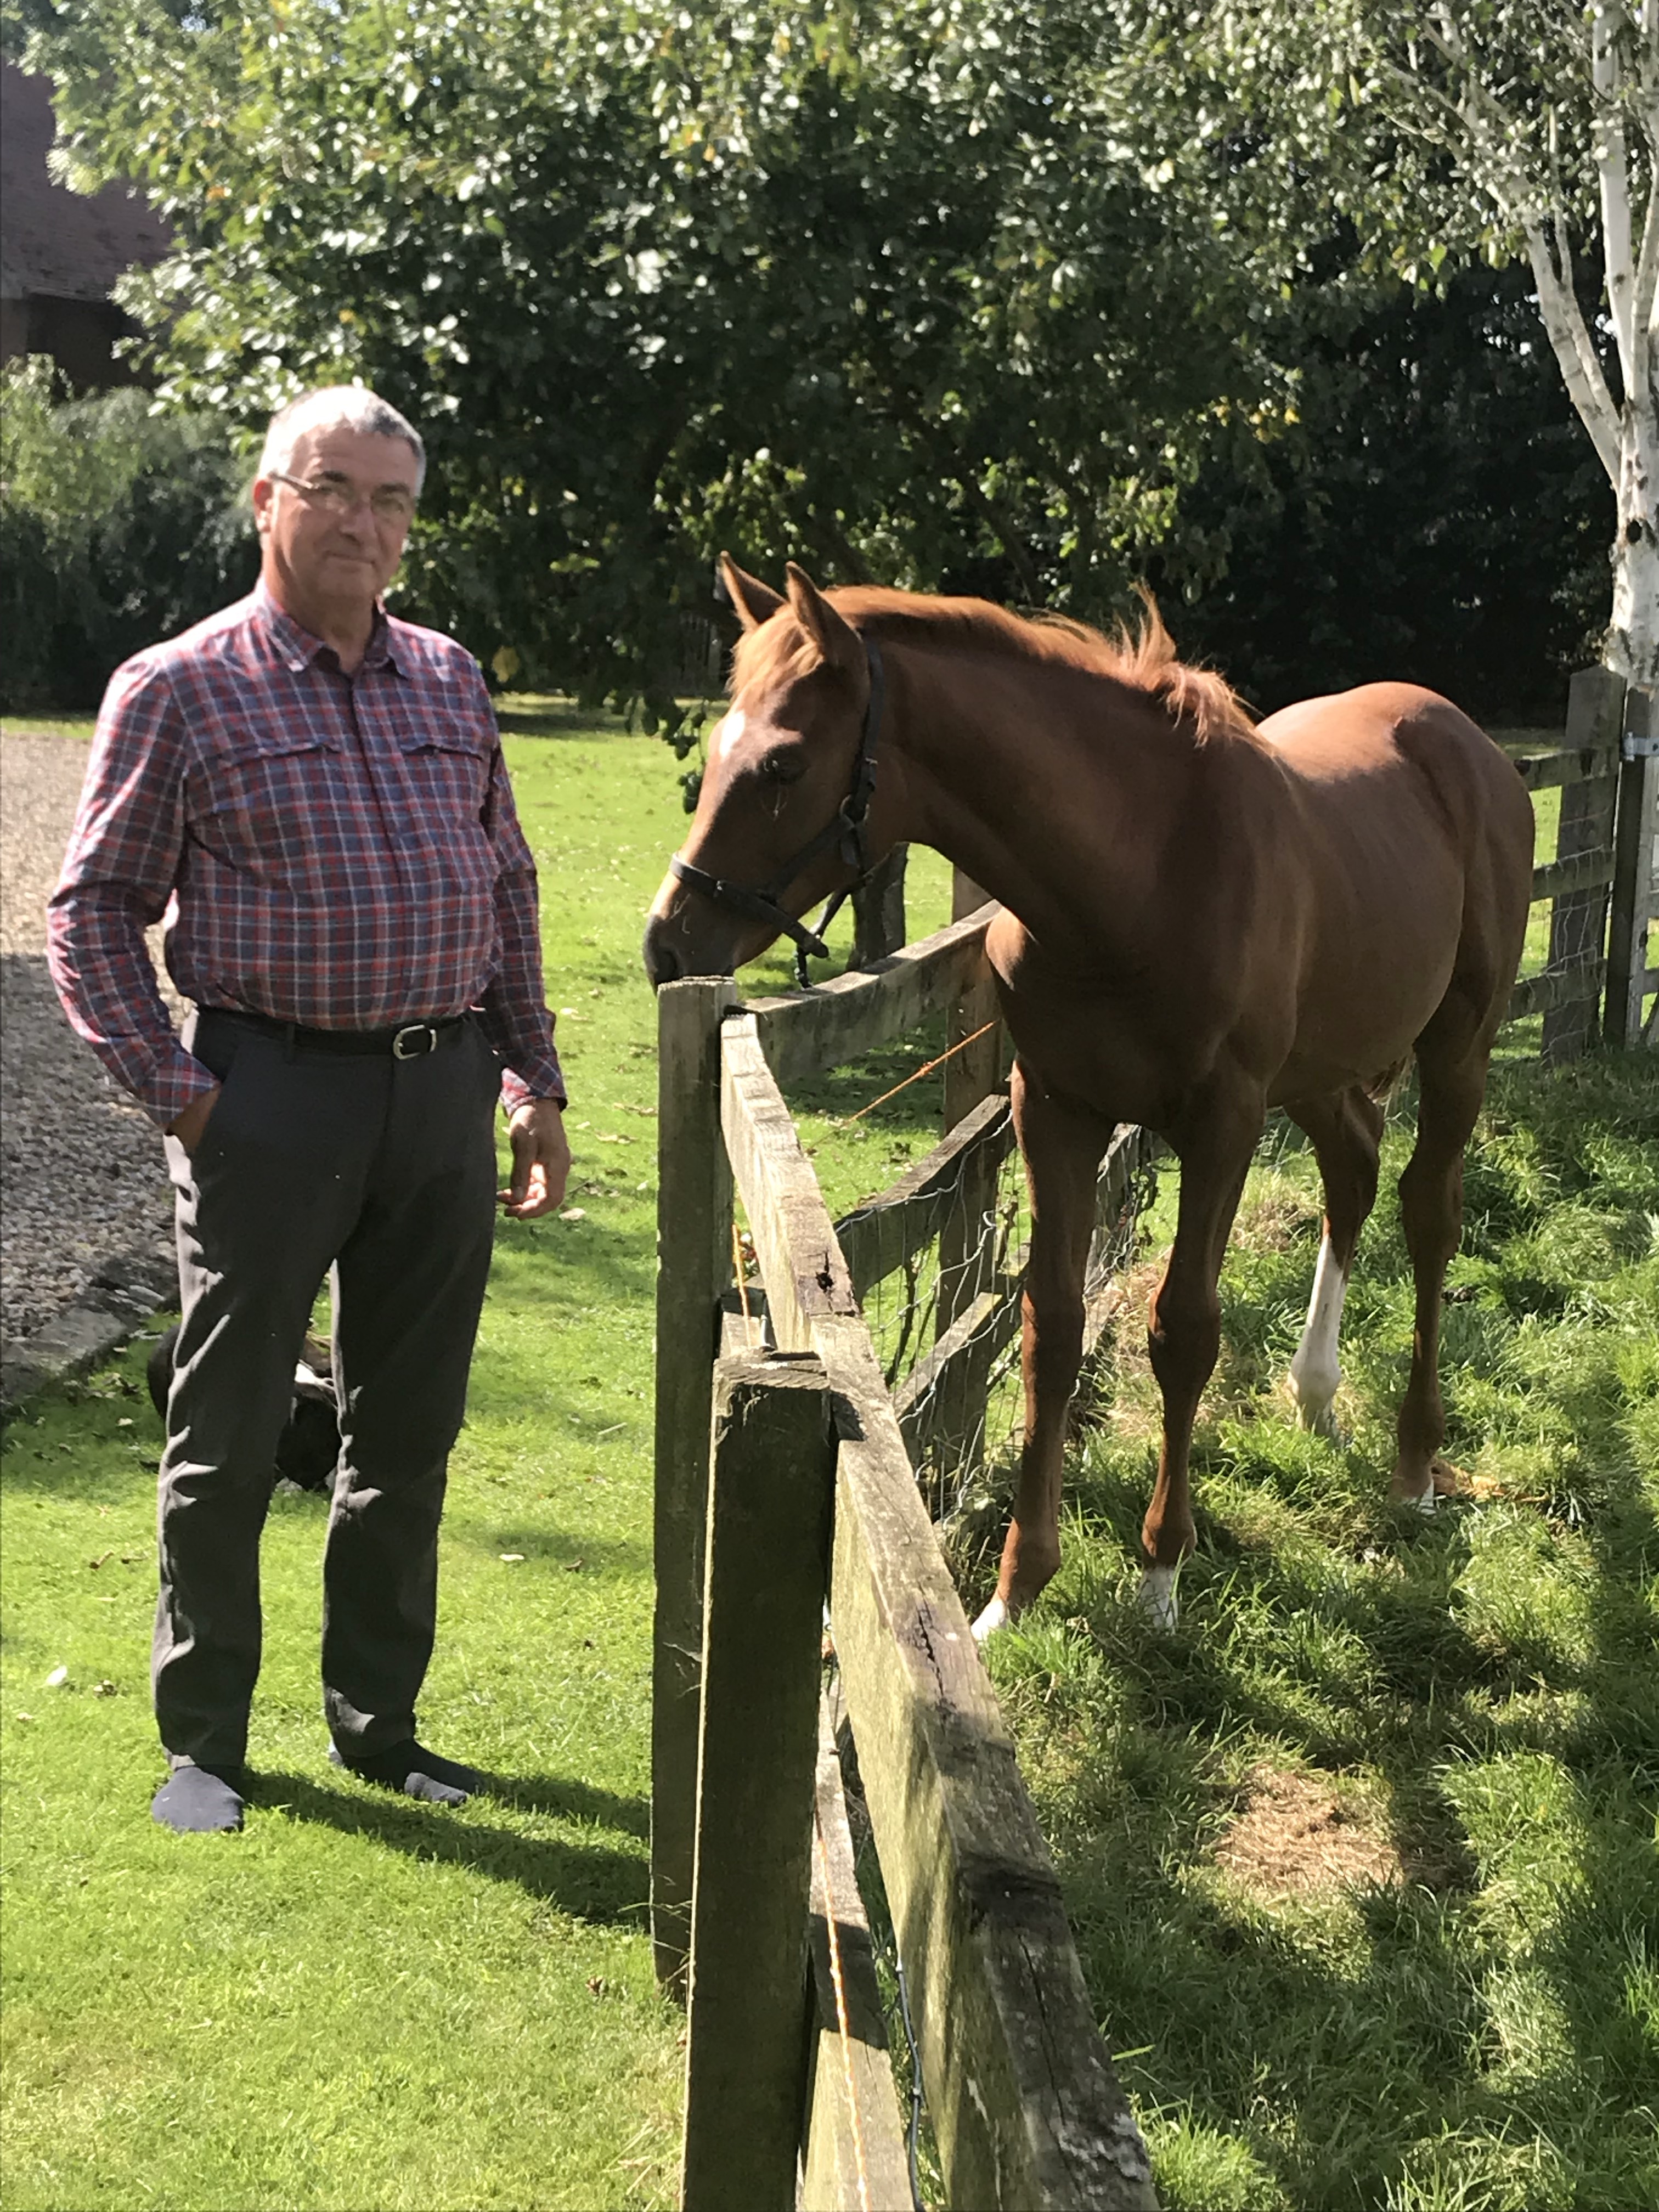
[48,582,565,1126]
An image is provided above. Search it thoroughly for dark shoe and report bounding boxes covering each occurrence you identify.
[152,1762,247,1833]
[329,1739,484,1807]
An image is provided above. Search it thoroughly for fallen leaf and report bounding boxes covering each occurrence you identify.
[559,1207,586,1221]
[499,1553,526,1565]
[93,1680,117,1697]
[16,1712,36,1724]
[45,1666,69,1689]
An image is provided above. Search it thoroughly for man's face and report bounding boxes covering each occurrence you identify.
[253,426,420,617]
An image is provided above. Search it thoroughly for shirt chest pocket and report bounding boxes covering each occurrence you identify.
[190,727,343,882]
[396,720,497,833]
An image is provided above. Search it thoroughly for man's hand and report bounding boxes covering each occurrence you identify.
[166,1085,222,1158]
[500,1099,571,1219]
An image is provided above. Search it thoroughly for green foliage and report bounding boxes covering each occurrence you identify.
[5,1,1338,719]
[0,357,255,708]
[8,1,1629,723]
[1151,259,1612,717]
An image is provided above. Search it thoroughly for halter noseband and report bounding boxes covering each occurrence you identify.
[669,635,886,989]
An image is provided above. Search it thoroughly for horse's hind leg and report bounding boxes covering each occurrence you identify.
[973,1059,1108,1641]
[1283,1085,1385,1438]
[1392,1037,1491,1508]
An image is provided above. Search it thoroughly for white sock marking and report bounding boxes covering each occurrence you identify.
[1289,1232,1348,1435]
[1139,1564,1181,1630]
[971,1595,1009,1643]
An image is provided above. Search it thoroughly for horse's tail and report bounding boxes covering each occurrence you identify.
[1366,1054,1413,1105]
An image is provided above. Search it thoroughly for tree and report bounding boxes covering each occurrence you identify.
[1194,1,1657,690]
[8,0,1279,724]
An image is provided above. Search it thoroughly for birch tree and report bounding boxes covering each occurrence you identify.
[1207,1,1657,690]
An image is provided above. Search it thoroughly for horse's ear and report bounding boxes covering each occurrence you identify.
[719,554,785,633]
[784,562,860,673]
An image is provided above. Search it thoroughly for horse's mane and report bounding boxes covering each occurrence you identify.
[731,584,1252,745]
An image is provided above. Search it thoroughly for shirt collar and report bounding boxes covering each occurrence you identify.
[252,578,405,677]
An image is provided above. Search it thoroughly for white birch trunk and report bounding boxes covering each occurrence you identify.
[1611,386,1659,692]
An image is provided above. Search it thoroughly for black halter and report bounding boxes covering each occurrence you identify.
[669,636,885,989]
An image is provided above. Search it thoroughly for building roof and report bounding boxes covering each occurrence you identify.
[1,61,171,304]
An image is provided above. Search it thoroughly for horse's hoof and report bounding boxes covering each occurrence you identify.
[972,1595,1011,1643]
[1138,1565,1181,1630]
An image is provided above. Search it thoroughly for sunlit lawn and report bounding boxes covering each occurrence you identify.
[3,695,1651,2212]
[1,715,698,2211]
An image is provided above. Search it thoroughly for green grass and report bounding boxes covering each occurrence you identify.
[951,1052,1659,2211]
[4,704,1652,2209]
[0,717,699,2210]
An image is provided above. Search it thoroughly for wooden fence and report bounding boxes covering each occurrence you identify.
[1500,665,1658,1054]
[654,892,1158,2211]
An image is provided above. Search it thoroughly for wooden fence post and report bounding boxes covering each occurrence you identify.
[934,869,1005,1475]
[653,975,737,1988]
[1605,686,1659,1051]
[680,1353,837,2212]
[851,843,910,969]
[1543,666,1626,1060]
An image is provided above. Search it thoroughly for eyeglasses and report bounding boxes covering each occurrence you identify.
[268,471,417,526]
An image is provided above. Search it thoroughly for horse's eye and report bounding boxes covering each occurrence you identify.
[760,748,805,785]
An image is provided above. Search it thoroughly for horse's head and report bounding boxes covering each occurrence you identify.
[642,557,893,986]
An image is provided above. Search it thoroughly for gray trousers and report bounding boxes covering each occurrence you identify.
[155,1007,500,1770]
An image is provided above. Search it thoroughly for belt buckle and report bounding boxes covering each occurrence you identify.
[392,1022,437,1059]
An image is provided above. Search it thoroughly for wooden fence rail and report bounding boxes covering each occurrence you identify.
[713,1011,1157,2210]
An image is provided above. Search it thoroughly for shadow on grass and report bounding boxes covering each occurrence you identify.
[975,1052,1659,2204]
[252,1768,649,1926]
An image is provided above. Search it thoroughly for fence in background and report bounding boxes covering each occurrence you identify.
[1501,665,1658,1056]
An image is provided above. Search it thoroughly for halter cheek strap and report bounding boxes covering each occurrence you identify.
[669,636,886,988]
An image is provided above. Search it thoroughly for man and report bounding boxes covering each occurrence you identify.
[48,385,571,1835]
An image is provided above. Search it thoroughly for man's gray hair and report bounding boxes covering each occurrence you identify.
[259,386,426,491]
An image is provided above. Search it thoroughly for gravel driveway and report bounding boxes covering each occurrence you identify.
[1,732,182,1347]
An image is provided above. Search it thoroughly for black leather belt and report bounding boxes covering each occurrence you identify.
[200,1007,469,1059]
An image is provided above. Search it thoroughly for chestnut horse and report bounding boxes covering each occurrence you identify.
[644,560,1534,1633]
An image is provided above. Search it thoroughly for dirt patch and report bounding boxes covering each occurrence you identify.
[1215,1765,1404,1898]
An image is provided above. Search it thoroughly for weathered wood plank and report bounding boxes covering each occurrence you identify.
[652,975,737,1987]
[850,842,910,969]
[745,904,997,1087]
[721,1012,859,1351]
[1531,847,1617,902]
[1542,667,1625,1060]
[1605,688,1658,1051]
[893,1277,1023,1472]
[1511,748,1620,793]
[715,1020,1155,2205]
[800,1699,914,2212]
[834,1094,1015,1301]
[935,873,1006,1478]
[1506,958,1606,1023]
[682,1354,837,2212]
[821,1311,1158,2211]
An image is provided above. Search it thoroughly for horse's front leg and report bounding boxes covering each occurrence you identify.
[1139,1086,1265,1628]
[972,1060,1110,1641]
